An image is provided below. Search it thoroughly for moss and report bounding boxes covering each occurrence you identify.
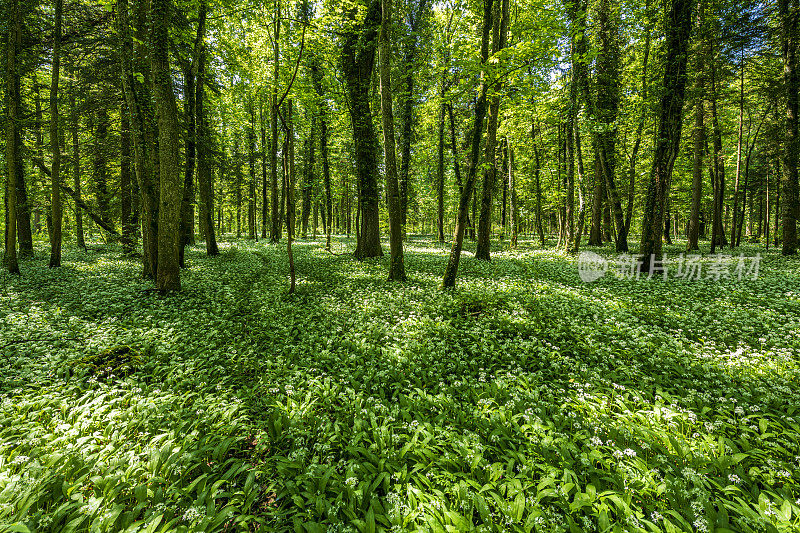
[72,345,144,380]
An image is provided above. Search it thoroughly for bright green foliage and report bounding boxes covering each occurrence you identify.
[1,239,799,532]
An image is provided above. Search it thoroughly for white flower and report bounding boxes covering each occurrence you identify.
[728,474,741,484]
[624,448,636,457]
[182,506,205,522]
[12,456,29,465]
[345,477,358,488]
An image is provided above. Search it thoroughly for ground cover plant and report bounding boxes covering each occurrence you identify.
[1,237,799,532]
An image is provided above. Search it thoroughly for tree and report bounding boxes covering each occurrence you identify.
[151,0,182,290]
[475,0,509,261]
[639,0,694,273]
[442,0,494,288]
[4,0,21,274]
[49,0,63,267]
[687,0,706,251]
[379,0,407,281]
[343,0,383,259]
[195,0,218,256]
[779,0,799,255]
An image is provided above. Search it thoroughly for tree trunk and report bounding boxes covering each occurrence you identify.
[179,60,196,267]
[70,88,85,249]
[301,116,315,238]
[639,0,693,273]
[194,0,218,255]
[379,0,407,281]
[442,0,493,288]
[117,0,159,277]
[475,0,509,261]
[709,36,726,251]
[508,143,518,247]
[286,100,296,292]
[687,97,705,250]
[49,0,63,267]
[436,103,446,243]
[270,3,282,243]
[260,100,269,238]
[151,0,182,290]
[248,103,257,240]
[343,0,383,259]
[4,0,21,273]
[310,58,332,251]
[121,103,135,254]
[235,141,242,238]
[532,121,546,245]
[731,46,745,248]
[780,0,799,255]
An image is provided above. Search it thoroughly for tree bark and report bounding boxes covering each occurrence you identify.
[248,102,257,239]
[343,0,383,259]
[70,87,85,249]
[270,2,282,243]
[639,0,693,273]
[195,0,218,255]
[117,0,159,277]
[442,0,494,288]
[286,100,297,292]
[780,0,799,255]
[179,60,196,267]
[379,0,407,281]
[475,0,509,260]
[121,103,135,254]
[49,0,63,267]
[4,0,21,273]
[151,0,182,290]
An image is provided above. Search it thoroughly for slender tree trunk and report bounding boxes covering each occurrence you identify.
[475,0,509,261]
[500,141,508,240]
[398,0,430,231]
[117,0,158,276]
[49,0,63,267]
[709,43,726,250]
[301,116,315,237]
[442,0,493,287]
[731,47,745,248]
[70,88,85,249]
[379,0,407,280]
[270,3,282,243]
[179,60,196,267]
[121,103,135,254]
[532,121,546,245]
[780,0,799,254]
[235,141,242,238]
[687,97,705,250]
[508,143,518,247]
[4,0,21,273]
[310,58,332,251]
[436,104,446,243]
[260,100,269,238]
[639,0,693,273]
[151,0,182,290]
[194,0,218,255]
[248,103,257,239]
[626,9,651,237]
[286,100,296,292]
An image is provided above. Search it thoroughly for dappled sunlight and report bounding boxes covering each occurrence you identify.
[2,239,799,531]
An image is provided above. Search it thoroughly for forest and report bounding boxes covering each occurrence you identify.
[2,0,800,530]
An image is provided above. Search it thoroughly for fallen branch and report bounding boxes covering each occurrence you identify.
[32,158,120,236]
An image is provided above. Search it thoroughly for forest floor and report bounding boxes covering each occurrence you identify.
[1,236,799,533]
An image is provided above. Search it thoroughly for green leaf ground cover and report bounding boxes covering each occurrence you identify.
[1,237,798,532]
